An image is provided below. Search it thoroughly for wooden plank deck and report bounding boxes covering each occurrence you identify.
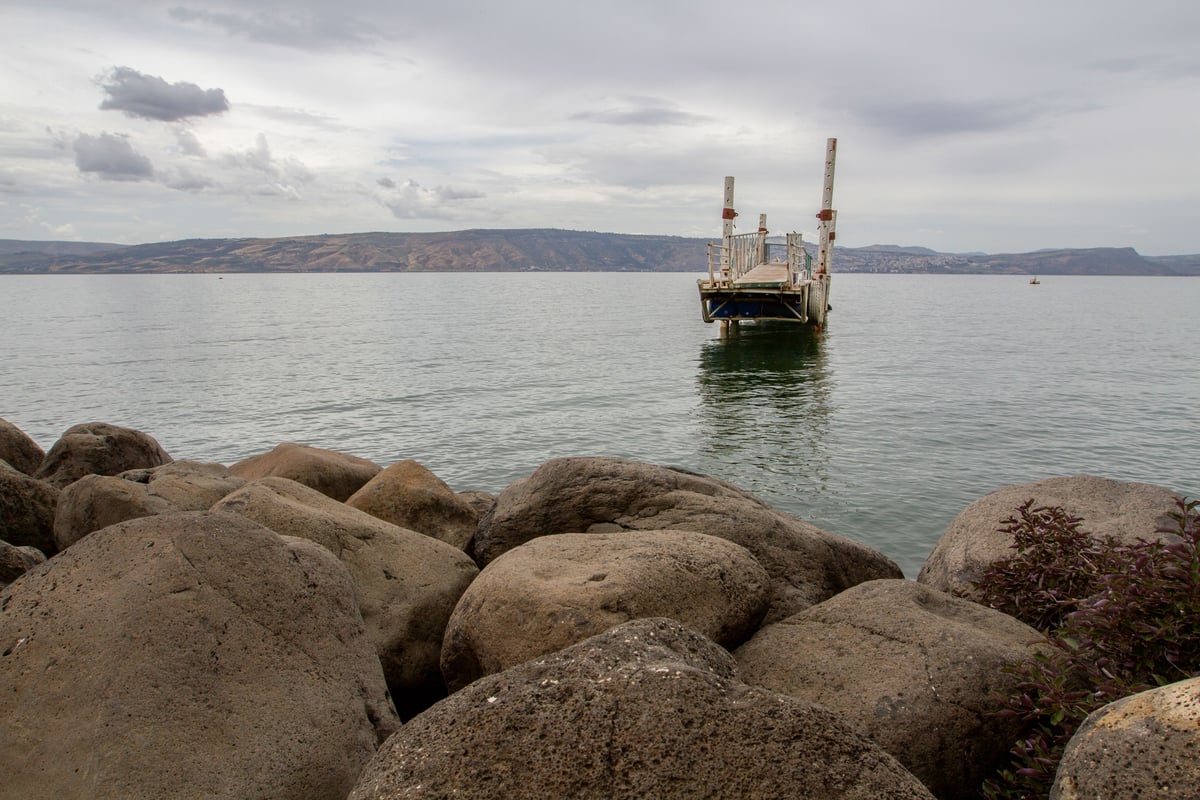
[733,262,789,287]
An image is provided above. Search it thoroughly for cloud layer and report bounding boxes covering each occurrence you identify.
[1,1,1197,254]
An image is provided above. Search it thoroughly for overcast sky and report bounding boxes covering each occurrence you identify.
[2,1,1198,254]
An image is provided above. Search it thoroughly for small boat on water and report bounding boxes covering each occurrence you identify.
[1029,276,1041,284]
[697,137,838,331]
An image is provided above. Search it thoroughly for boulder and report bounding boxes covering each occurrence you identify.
[0,511,399,800]
[458,489,497,518]
[213,477,479,717]
[118,460,247,507]
[0,417,44,475]
[349,618,934,800]
[1052,676,1200,799]
[735,578,1045,800]
[473,456,902,622]
[230,442,380,502]
[0,460,60,554]
[441,530,771,691]
[35,421,171,488]
[0,539,45,588]
[917,475,1180,594]
[54,461,245,550]
[346,459,478,550]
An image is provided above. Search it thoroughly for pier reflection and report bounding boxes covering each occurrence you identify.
[694,323,834,508]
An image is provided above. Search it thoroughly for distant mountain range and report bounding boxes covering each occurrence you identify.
[1,230,1197,276]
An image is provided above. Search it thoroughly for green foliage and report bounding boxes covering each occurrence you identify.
[960,497,1200,800]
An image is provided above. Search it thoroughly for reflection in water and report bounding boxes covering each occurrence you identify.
[694,323,833,510]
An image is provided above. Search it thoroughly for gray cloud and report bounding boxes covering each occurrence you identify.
[162,167,214,192]
[851,98,1047,139]
[168,5,380,50]
[99,66,229,122]
[435,185,484,201]
[73,133,154,180]
[571,97,707,127]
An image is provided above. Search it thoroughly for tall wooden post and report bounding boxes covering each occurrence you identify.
[720,176,735,280]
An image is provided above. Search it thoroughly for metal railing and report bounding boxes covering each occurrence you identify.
[705,231,811,287]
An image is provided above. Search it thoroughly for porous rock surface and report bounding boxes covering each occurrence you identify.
[349,618,935,800]
[918,475,1180,594]
[34,421,172,488]
[441,530,771,691]
[0,459,60,555]
[213,476,479,717]
[0,417,44,475]
[1051,676,1200,800]
[0,511,400,800]
[229,442,381,502]
[473,456,902,621]
[346,459,478,550]
[736,578,1044,800]
[53,461,245,550]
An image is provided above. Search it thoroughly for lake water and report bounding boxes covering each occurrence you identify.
[2,272,1197,577]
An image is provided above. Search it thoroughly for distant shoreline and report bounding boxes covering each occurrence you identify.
[2,230,1198,276]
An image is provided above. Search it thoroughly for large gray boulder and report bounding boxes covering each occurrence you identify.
[346,459,478,550]
[0,460,60,554]
[0,538,45,589]
[473,457,902,622]
[0,417,44,475]
[213,477,479,717]
[1052,676,1200,799]
[53,461,246,550]
[35,421,171,488]
[0,511,400,800]
[918,475,1180,594]
[736,578,1045,800]
[350,618,934,800]
[230,442,381,502]
[441,530,771,691]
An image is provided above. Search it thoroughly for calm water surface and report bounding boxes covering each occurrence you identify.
[2,272,1197,577]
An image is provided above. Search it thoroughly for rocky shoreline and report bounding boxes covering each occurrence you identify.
[1,418,1194,799]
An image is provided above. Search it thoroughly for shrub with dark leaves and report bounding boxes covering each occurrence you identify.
[960,497,1200,800]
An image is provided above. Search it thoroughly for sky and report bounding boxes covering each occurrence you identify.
[2,1,1198,255]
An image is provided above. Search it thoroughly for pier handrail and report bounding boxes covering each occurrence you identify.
[706,231,763,285]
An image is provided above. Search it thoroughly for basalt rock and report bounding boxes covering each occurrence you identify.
[213,477,479,718]
[53,461,245,550]
[0,417,44,475]
[0,511,399,800]
[346,459,478,550]
[441,530,771,691]
[473,456,902,622]
[1051,676,1200,800]
[349,618,934,800]
[0,460,60,555]
[917,475,1180,594]
[735,578,1045,800]
[457,489,497,519]
[229,442,381,502]
[0,538,45,588]
[35,421,171,488]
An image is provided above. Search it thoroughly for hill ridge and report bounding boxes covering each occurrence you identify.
[1,232,1196,275]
